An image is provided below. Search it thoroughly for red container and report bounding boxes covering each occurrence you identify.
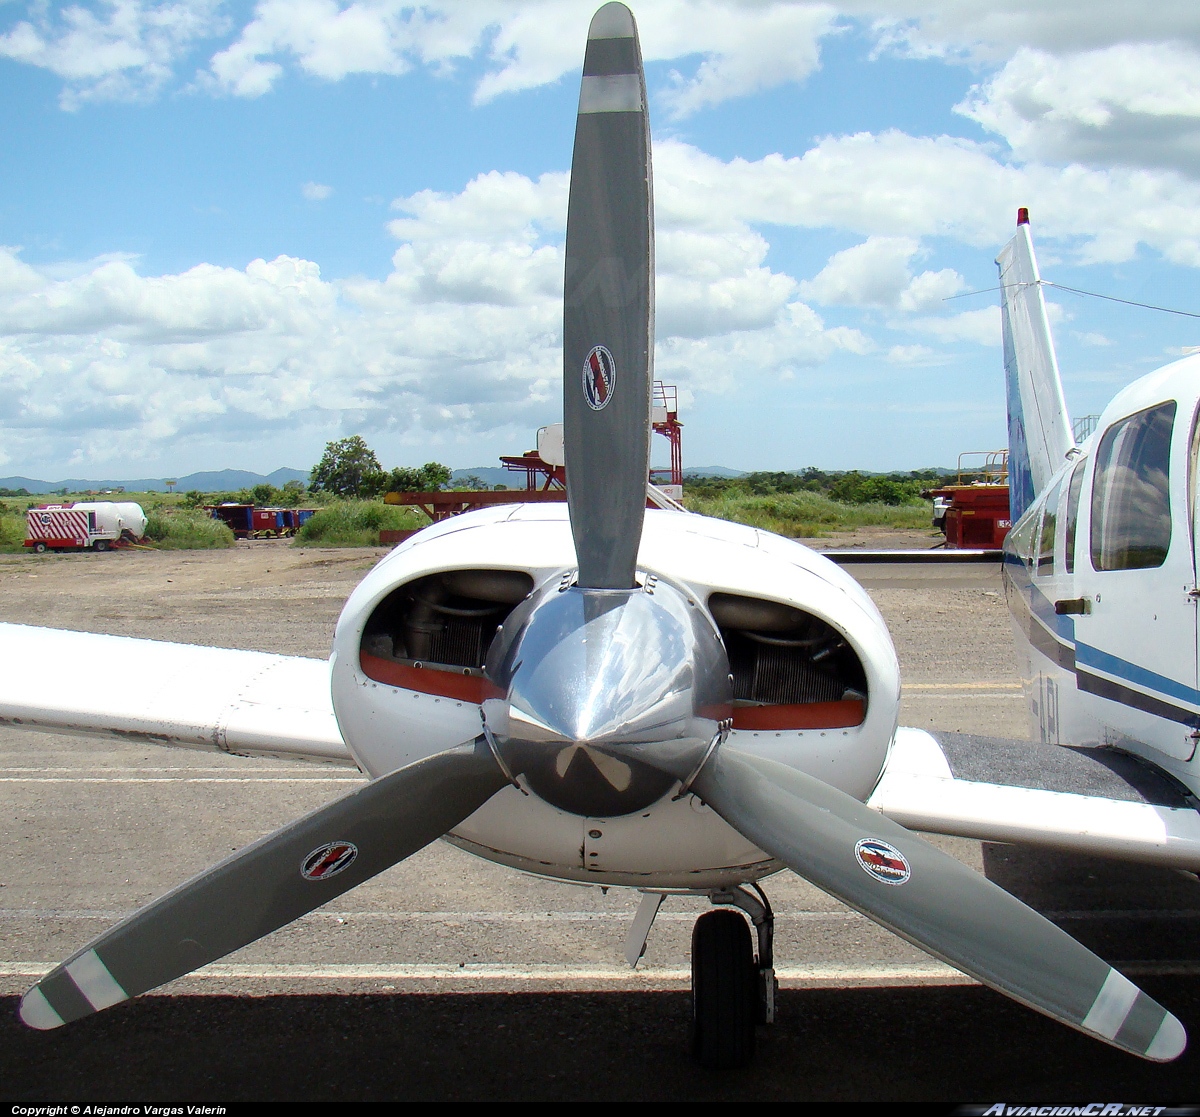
[930,484,1011,549]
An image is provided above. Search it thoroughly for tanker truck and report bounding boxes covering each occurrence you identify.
[24,501,147,553]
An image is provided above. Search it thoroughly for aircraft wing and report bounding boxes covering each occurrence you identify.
[870,727,1200,869]
[0,622,355,766]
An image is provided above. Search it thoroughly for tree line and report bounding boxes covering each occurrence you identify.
[684,468,945,506]
[307,436,461,499]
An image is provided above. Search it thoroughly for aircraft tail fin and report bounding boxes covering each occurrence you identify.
[996,209,1073,522]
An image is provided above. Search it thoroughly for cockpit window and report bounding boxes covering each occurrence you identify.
[1090,401,1176,571]
[1064,458,1085,574]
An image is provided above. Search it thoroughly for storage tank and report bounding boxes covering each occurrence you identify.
[70,502,148,541]
[113,502,148,539]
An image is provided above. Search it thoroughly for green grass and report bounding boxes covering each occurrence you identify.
[683,490,932,538]
[144,509,235,549]
[0,510,27,553]
[294,501,426,547]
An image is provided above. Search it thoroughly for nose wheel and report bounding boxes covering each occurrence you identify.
[690,884,776,1069]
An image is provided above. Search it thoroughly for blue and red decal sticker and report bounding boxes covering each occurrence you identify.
[854,838,910,885]
[301,841,358,881]
[583,345,616,411]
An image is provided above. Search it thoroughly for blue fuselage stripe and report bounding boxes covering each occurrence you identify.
[1004,556,1200,716]
[1074,641,1200,707]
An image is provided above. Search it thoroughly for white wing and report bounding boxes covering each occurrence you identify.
[870,727,1200,869]
[0,622,354,766]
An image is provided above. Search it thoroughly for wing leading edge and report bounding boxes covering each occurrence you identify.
[0,622,354,766]
[870,728,1200,868]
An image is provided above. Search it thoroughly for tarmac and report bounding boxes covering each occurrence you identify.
[2,538,1199,1102]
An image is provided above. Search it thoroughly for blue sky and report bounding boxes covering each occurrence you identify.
[4,1,1200,480]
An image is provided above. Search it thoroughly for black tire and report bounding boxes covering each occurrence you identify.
[32,541,46,553]
[691,909,757,1069]
[92,539,109,552]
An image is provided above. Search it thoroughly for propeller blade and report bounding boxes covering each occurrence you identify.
[691,747,1187,1062]
[563,1,654,589]
[19,738,508,1029]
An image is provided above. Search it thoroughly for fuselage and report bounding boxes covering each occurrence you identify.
[329,503,901,889]
[1003,355,1200,795]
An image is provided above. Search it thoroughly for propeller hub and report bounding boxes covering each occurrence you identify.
[482,575,732,816]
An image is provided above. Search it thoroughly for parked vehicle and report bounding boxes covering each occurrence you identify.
[24,501,147,553]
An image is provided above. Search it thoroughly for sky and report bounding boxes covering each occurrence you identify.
[4,1,1200,480]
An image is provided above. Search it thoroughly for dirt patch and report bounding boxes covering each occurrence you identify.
[816,527,947,550]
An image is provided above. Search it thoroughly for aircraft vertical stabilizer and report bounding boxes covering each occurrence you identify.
[996,210,1073,522]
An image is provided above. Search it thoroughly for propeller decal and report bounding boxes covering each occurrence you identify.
[854,838,911,885]
[583,345,616,410]
[301,841,359,881]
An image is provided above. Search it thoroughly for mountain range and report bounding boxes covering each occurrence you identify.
[0,468,310,495]
[0,463,949,495]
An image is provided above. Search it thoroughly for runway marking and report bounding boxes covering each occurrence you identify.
[0,766,329,773]
[3,960,1197,989]
[6,908,1199,923]
[0,777,362,784]
[0,909,863,923]
[0,961,975,986]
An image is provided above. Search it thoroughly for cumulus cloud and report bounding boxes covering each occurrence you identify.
[956,44,1200,176]
[11,0,1200,134]
[0,0,225,108]
[0,152,859,471]
[907,306,1000,346]
[199,0,842,108]
[799,235,964,310]
[11,123,1200,469]
[653,133,1200,266]
[885,343,937,363]
[853,1,1200,62]
[301,181,333,201]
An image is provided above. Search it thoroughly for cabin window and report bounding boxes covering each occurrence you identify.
[1063,459,1086,574]
[1036,479,1061,576]
[1090,401,1176,571]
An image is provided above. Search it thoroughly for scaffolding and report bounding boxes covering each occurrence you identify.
[499,381,683,491]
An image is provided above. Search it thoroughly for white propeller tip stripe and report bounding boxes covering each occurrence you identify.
[19,986,64,1030]
[578,74,642,114]
[1147,1013,1188,1062]
[66,949,128,1011]
[589,3,635,38]
[1080,967,1139,1040]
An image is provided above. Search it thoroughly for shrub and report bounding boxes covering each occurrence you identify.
[683,489,930,538]
[144,510,235,549]
[0,510,27,552]
[294,501,425,547]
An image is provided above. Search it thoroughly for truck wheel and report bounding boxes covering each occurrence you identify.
[92,539,109,552]
[32,542,46,553]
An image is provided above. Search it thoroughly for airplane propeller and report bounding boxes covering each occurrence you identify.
[21,739,508,1028]
[562,0,653,589]
[19,0,1187,1065]
[691,749,1186,1061]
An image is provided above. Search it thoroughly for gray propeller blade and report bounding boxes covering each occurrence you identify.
[19,738,508,1029]
[691,747,1186,1062]
[562,1,654,589]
